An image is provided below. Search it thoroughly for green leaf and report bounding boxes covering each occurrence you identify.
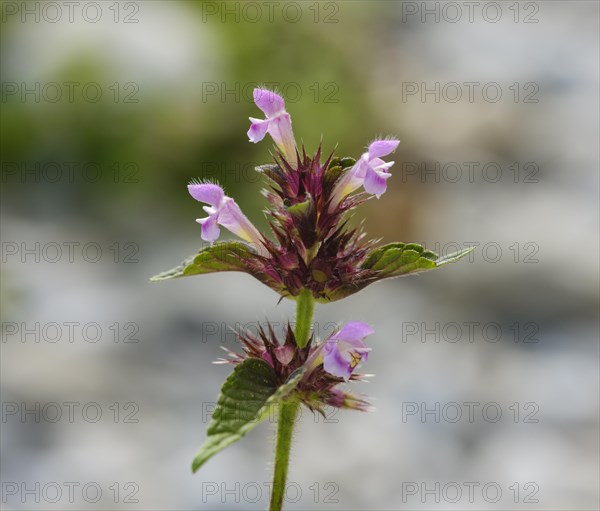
[361,243,473,279]
[191,360,304,473]
[151,239,473,303]
[325,243,473,301]
[150,242,258,281]
[436,248,475,265]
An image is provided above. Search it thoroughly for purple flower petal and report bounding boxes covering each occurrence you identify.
[197,214,220,242]
[323,346,354,381]
[370,157,393,171]
[188,183,264,247]
[217,199,263,247]
[248,89,297,165]
[329,158,367,206]
[247,117,269,143]
[368,139,400,159]
[329,140,399,206]
[253,88,285,117]
[364,166,392,197]
[332,321,375,343]
[266,113,296,161]
[321,321,374,381]
[331,337,371,362]
[188,183,224,207]
[351,157,369,180]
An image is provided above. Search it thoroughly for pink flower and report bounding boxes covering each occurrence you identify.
[322,321,374,381]
[188,182,263,248]
[248,88,297,164]
[332,139,400,202]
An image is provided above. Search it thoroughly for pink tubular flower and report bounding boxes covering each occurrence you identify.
[247,88,297,164]
[188,182,263,247]
[322,321,374,381]
[332,139,400,202]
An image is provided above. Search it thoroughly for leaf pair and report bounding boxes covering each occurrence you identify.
[151,241,473,302]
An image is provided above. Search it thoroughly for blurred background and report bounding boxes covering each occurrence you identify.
[1,1,598,509]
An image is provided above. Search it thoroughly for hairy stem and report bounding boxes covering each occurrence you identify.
[294,288,315,348]
[269,400,300,511]
[269,288,315,511]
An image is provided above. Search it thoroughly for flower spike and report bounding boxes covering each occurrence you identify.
[151,87,477,488]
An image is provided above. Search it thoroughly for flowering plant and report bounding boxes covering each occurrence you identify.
[152,88,471,510]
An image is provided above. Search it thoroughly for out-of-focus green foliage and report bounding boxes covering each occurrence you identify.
[2,1,391,235]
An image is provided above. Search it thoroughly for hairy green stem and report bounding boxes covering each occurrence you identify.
[269,288,315,511]
[269,400,299,511]
[294,288,315,348]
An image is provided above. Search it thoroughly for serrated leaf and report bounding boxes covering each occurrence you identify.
[361,242,473,279]
[325,243,473,301]
[361,242,433,276]
[191,360,304,473]
[152,239,473,303]
[150,242,258,281]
